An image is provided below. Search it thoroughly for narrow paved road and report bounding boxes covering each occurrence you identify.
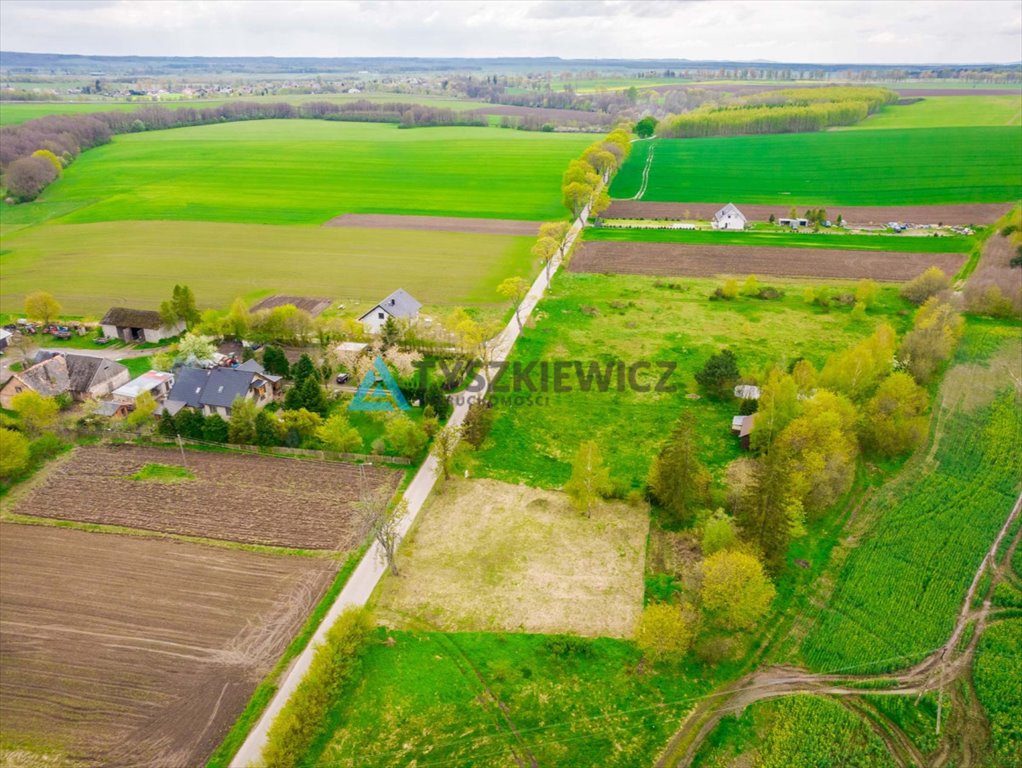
[231,204,592,767]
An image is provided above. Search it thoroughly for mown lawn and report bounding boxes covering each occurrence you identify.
[305,628,726,768]
[611,128,1022,205]
[474,272,914,490]
[28,120,590,225]
[586,226,976,253]
[0,220,537,316]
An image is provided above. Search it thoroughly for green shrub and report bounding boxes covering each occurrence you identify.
[260,608,374,768]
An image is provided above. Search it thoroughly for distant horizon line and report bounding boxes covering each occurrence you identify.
[2,50,1020,69]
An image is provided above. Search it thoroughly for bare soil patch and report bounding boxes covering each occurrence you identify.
[376,478,648,637]
[8,445,401,550]
[571,241,965,282]
[323,213,541,236]
[0,523,336,767]
[606,200,1014,226]
[249,294,332,316]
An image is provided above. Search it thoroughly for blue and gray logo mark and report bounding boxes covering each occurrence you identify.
[348,356,410,412]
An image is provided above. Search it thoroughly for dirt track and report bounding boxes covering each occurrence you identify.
[10,445,402,550]
[323,213,542,236]
[656,491,1022,768]
[0,523,337,767]
[606,200,1015,226]
[571,241,965,282]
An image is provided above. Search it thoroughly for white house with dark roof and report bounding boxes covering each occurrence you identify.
[161,365,276,418]
[358,288,422,335]
[711,203,747,231]
[100,307,184,343]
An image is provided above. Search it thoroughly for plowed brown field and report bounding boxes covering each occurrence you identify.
[10,445,402,550]
[570,241,965,281]
[0,523,337,767]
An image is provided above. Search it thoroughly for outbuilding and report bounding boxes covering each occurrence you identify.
[100,307,185,344]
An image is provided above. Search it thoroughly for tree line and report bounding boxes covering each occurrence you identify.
[658,86,898,139]
[560,128,631,220]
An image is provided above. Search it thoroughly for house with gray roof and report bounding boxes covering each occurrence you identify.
[161,365,276,418]
[0,355,70,408]
[358,288,422,335]
[711,203,747,231]
[100,307,185,343]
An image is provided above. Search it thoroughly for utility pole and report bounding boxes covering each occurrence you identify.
[935,661,944,737]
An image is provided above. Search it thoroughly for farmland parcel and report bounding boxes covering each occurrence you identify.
[0,524,337,767]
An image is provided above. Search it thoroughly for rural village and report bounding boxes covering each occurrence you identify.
[0,8,1021,768]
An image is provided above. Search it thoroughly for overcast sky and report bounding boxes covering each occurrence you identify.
[1,0,1020,65]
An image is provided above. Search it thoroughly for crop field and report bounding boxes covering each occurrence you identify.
[973,618,1022,764]
[375,478,648,637]
[0,220,536,316]
[570,241,966,282]
[303,628,719,768]
[324,213,542,235]
[604,200,1014,226]
[691,695,897,768]
[7,445,402,550]
[475,272,913,489]
[0,523,337,767]
[844,95,1022,130]
[29,120,591,225]
[610,128,1022,205]
[799,380,1022,674]
[586,226,976,253]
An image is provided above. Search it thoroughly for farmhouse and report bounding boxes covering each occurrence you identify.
[0,355,70,408]
[161,365,276,418]
[100,307,185,344]
[711,203,747,231]
[731,414,757,450]
[111,371,175,404]
[358,288,422,334]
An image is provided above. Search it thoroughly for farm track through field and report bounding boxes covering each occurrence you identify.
[656,492,1022,767]
[571,240,966,282]
[632,143,655,200]
[7,444,402,551]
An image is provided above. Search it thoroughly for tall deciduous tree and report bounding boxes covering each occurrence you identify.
[861,372,929,457]
[354,488,404,575]
[316,413,362,453]
[818,323,895,401]
[0,428,30,480]
[10,391,58,437]
[699,549,776,630]
[227,397,258,444]
[23,291,61,326]
[648,419,710,526]
[431,423,463,483]
[497,276,530,328]
[564,440,612,518]
[160,284,200,329]
[634,601,697,663]
[751,368,800,452]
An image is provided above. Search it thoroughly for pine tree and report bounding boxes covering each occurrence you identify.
[648,419,710,526]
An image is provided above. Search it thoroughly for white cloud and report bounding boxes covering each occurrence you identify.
[0,0,1019,64]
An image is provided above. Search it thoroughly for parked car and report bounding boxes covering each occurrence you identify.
[335,372,351,385]
[53,330,72,340]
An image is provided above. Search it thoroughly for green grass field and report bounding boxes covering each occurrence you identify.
[22,120,590,225]
[304,628,724,768]
[585,226,975,253]
[474,272,913,490]
[0,220,536,316]
[611,128,1022,205]
[799,333,1022,674]
[844,95,1022,130]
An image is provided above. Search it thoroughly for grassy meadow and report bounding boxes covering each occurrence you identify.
[303,628,724,768]
[23,120,590,225]
[586,226,976,253]
[0,220,537,316]
[611,128,1022,205]
[474,271,914,490]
